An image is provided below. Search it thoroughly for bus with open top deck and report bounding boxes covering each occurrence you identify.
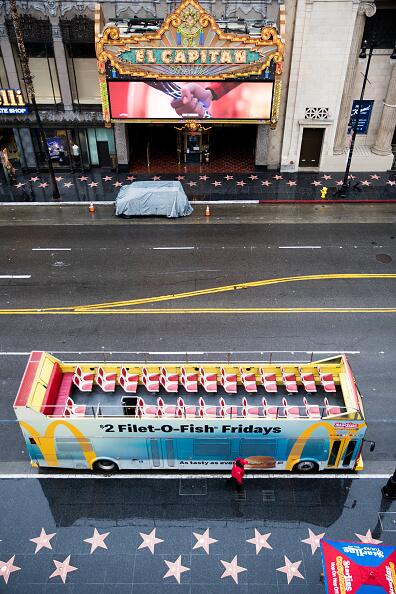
[14,351,370,472]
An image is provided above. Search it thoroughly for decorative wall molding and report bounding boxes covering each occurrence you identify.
[305,107,329,120]
[358,2,376,18]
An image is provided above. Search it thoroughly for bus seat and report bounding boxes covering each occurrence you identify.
[177,397,196,418]
[282,397,300,417]
[180,368,198,392]
[160,367,179,393]
[96,367,116,393]
[260,369,277,393]
[119,367,138,393]
[220,368,237,394]
[218,397,238,417]
[324,397,341,416]
[262,397,278,417]
[65,396,86,417]
[137,396,157,417]
[73,366,94,392]
[303,396,321,418]
[241,396,261,417]
[318,368,336,392]
[199,368,217,393]
[142,368,160,392]
[198,396,217,417]
[239,369,257,393]
[156,396,178,417]
[282,368,298,393]
[299,368,317,393]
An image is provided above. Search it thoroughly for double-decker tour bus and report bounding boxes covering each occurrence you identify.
[14,351,370,473]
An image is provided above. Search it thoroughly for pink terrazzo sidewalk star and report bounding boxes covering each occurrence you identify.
[276,556,304,584]
[236,180,246,186]
[220,555,247,584]
[49,555,77,583]
[193,529,218,554]
[84,528,110,553]
[102,175,112,182]
[301,529,325,554]
[224,175,233,180]
[261,180,271,186]
[38,182,48,188]
[273,174,283,180]
[311,180,322,186]
[286,180,297,186]
[163,556,190,583]
[246,529,272,554]
[212,180,222,186]
[152,175,161,180]
[30,528,56,553]
[113,181,123,187]
[0,556,21,584]
[89,181,98,188]
[126,175,136,181]
[138,528,163,554]
[63,182,73,188]
[78,175,88,181]
[199,175,209,180]
[355,529,382,544]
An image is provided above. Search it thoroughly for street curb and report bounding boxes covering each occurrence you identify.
[1,199,396,206]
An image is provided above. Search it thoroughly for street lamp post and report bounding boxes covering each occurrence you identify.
[337,39,374,198]
[10,0,60,200]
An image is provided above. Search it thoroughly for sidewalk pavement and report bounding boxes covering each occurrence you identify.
[0,477,394,593]
[1,169,396,204]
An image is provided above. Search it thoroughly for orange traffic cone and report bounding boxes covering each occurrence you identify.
[89,202,95,213]
[205,205,211,216]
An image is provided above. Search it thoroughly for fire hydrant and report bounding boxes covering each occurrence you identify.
[320,186,328,200]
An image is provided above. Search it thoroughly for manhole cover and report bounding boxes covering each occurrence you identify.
[376,253,392,263]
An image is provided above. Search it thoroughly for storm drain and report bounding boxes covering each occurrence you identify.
[376,253,392,263]
[262,490,276,502]
[378,512,396,532]
[179,479,207,496]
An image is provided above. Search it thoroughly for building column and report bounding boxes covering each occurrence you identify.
[371,64,396,156]
[255,125,269,168]
[114,123,129,171]
[333,2,376,154]
[0,19,20,88]
[14,128,37,171]
[50,20,73,111]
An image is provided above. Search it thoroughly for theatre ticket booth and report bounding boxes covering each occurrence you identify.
[95,0,284,170]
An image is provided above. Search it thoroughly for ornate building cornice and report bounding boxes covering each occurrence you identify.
[358,1,376,18]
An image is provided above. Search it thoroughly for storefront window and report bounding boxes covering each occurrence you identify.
[0,49,9,88]
[87,128,115,167]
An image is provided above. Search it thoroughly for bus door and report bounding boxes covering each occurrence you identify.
[147,438,177,469]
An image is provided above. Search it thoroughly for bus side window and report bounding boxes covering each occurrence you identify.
[193,439,231,458]
[342,441,357,467]
[239,440,277,459]
[328,440,341,466]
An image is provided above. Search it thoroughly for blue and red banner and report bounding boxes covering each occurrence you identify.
[321,539,396,593]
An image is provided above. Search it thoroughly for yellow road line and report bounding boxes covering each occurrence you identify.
[0,308,395,315]
[72,273,396,311]
[0,273,395,315]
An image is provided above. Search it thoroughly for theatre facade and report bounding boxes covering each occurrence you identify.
[0,0,395,173]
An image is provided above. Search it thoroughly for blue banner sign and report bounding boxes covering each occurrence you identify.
[349,99,373,134]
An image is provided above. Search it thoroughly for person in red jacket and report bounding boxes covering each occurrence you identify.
[230,457,248,492]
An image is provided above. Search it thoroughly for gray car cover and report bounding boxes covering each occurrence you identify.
[115,181,193,218]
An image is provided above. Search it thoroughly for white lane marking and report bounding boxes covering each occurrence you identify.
[0,275,31,279]
[278,246,322,249]
[32,248,71,251]
[152,247,195,250]
[0,473,390,479]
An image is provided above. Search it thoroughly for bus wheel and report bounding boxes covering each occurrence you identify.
[93,459,119,473]
[293,460,319,473]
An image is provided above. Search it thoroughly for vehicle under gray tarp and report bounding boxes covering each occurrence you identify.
[115,181,193,218]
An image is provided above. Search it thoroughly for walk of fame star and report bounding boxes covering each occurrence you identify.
[113,181,123,187]
[273,174,283,180]
[102,176,112,181]
[370,174,380,180]
[49,555,77,583]
[301,529,325,554]
[138,528,163,554]
[224,175,233,180]
[89,181,98,187]
[220,555,247,584]
[30,528,56,553]
[29,176,39,182]
[163,555,190,583]
[236,180,246,186]
[84,528,110,553]
[38,182,48,188]
[63,182,73,188]
[261,180,271,186]
[355,529,382,544]
[286,180,297,186]
[311,180,322,186]
[152,175,161,180]
[200,175,209,180]
[78,176,88,181]
[0,556,21,584]
[276,555,304,584]
[246,529,272,554]
[192,529,218,554]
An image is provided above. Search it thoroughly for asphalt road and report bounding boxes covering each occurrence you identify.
[0,221,395,472]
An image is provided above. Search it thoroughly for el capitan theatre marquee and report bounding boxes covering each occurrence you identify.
[95,0,284,125]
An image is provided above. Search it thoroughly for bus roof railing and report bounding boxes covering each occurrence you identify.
[21,403,364,421]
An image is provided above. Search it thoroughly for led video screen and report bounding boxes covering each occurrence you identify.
[108,80,273,120]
